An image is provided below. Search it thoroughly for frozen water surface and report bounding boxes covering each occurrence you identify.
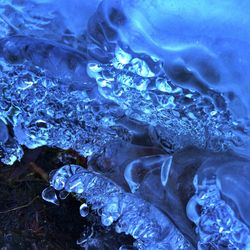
[0,0,250,249]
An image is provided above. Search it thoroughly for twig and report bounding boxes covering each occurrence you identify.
[29,162,49,182]
[0,196,40,214]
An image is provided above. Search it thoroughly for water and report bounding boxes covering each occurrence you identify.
[0,0,250,249]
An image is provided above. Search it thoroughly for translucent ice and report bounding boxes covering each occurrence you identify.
[0,0,250,249]
[42,186,59,206]
[187,175,250,249]
[0,119,8,144]
[46,164,194,250]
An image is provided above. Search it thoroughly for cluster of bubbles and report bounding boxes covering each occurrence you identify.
[42,164,194,250]
[0,58,132,164]
[187,175,250,249]
[0,38,238,165]
[88,46,237,152]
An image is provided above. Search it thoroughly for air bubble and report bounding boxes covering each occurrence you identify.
[80,203,89,217]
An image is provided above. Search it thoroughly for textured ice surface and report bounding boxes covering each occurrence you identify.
[187,175,250,249]
[0,0,247,163]
[88,47,235,152]
[43,164,194,250]
[0,39,239,164]
[0,58,131,158]
[0,0,250,249]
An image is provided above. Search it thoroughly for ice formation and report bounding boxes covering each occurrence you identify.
[43,164,194,249]
[0,0,250,249]
[187,175,250,249]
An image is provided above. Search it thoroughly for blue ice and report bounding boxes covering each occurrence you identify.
[0,0,249,249]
